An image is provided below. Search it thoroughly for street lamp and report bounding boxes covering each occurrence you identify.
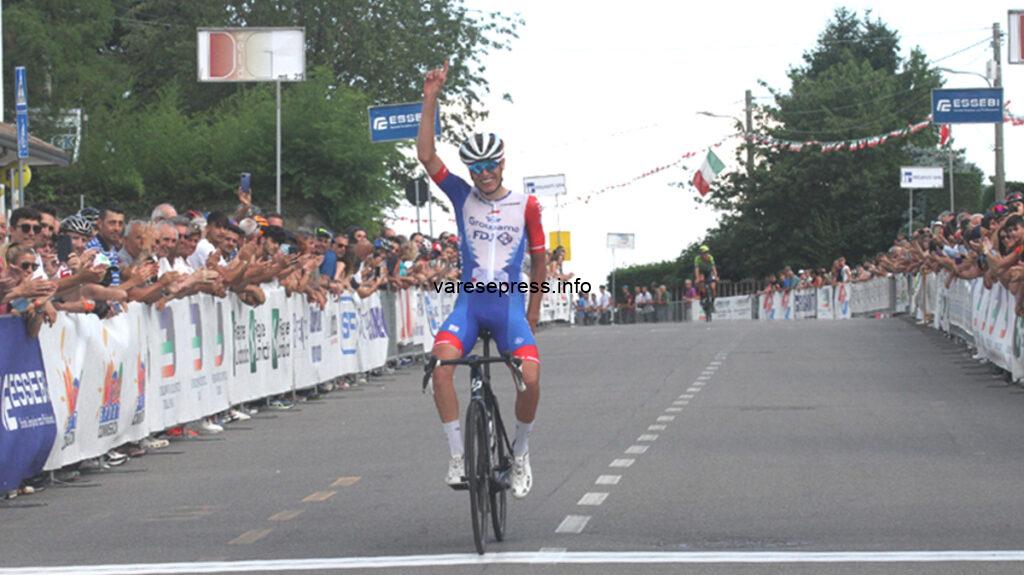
[935,67,992,87]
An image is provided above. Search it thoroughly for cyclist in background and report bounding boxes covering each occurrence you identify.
[694,245,719,303]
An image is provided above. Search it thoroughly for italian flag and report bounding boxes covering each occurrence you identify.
[692,149,725,197]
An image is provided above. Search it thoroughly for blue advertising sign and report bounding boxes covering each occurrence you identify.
[15,66,29,158]
[932,88,1004,124]
[0,317,57,491]
[16,115,29,159]
[368,102,440,143]
[14,67,27,111]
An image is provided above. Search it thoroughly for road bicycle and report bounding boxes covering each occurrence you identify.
[423,332,525,554]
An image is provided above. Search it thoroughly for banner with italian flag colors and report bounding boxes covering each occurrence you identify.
[692,149,725,196]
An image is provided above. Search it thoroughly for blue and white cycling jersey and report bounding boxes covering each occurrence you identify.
[430,162,545,362]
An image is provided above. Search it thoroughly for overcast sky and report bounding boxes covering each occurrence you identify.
[389,1,1022,287]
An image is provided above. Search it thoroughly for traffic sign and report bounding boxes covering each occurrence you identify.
[405,177,430,206]
[900,166,944,189]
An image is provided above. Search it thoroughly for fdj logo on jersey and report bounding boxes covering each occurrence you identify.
[271,309,291,370]
[98,362,123,438]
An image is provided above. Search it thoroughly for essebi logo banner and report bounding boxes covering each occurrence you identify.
[368,102,441,143]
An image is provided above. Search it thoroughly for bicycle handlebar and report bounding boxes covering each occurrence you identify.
[422,354,526,394]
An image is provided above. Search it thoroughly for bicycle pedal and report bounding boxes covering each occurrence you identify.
[448,480,470,491]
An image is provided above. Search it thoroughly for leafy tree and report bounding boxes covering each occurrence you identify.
[686,8,983,279]
[2,0,521,227]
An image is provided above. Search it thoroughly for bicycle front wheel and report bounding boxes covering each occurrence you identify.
[489,404,508,541]
[465,399,490,555]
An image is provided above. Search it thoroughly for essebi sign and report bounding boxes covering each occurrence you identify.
[368,102,441,142]
[932,88,1004,124]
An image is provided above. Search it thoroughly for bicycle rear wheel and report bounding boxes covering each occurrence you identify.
[489,405,508,541]
[465,400,490,554]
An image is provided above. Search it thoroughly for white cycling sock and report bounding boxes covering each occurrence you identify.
[443,420,463,457]
[513,420,533,457]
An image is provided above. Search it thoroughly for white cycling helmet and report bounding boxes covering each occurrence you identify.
[459,133,505,165]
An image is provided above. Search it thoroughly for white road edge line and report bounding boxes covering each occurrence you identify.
[17,551,1024,574]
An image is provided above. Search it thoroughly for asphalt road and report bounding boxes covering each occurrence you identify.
[5,317,1024,574]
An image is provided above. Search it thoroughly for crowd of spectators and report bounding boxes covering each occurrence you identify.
[754,194,1024,310]
[0,188,489,500]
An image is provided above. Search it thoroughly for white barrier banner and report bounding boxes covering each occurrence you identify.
[849,277,890,315]
[41,309,150,469]
[816,286,834,320]
[395,288,416,346]
[759,291,794,321]
[338,294,361,374]
[895,275,911,314]
[357,292,389,372]
[834,283,851,319]
[948,278,973,335]
[912,275,924,321]
[794,290,816,319]
[722,295,753,320]
[974,281,1014,371]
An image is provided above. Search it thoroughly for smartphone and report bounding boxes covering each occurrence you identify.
[100,266,119,287]
[240,172,251,194]
[56,235,74,263]
[10,298,30,313]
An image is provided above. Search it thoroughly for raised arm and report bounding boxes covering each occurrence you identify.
[417,60,448,178]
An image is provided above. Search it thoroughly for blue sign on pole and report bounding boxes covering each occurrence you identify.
[14,66,29,159]
[932,87,1004,124]
[368,102,440,143]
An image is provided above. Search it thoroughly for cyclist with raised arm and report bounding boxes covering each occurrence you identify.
[417,61,546,499]
[694,245,719,305]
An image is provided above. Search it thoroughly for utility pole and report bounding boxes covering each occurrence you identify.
[744,89,754,181]
[994,22,1006,201]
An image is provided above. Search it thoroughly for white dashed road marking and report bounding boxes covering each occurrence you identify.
[596,475,621,485]
[555,515,591,533]
[638,434,659,441]
[648,424,667,431]
[666,407,683,412]
[610,458,635,468]
[657,415,675,422]
[625,445,649,455]
[578,492,609,506]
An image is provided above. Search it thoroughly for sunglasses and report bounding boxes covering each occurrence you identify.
[19,261,39,272]
[468,160,500,174]
[19,224,42,234]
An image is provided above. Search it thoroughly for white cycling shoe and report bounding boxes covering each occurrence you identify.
[445,455,466,487]
[510,452,532,499]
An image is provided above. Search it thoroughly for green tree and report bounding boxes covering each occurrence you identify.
[3,0,521,226]
[690,8,985,279]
